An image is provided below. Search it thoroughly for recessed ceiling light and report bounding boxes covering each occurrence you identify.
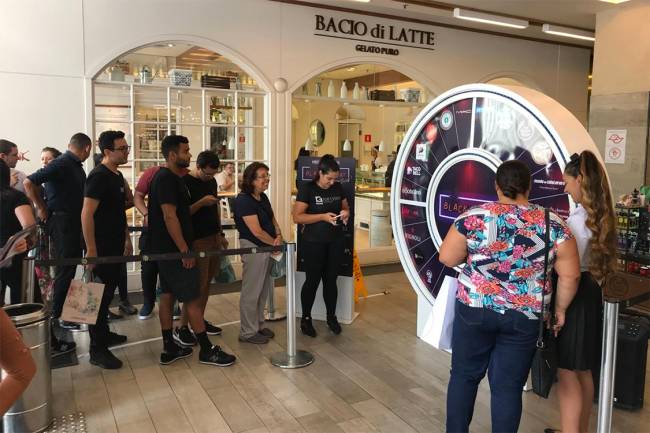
[453,8,529,29]
[542,24,595,41]
[167,43,175,48]
[346,67,356,72]
[598,0,630,4]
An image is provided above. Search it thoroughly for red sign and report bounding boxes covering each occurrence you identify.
[364,134,372,143]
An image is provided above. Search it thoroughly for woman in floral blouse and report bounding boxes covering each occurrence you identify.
[440,160,581,433]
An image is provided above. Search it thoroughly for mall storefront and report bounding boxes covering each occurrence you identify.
[0,0,591,272]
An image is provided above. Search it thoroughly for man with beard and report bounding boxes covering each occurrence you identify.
[148,135,235,367]
[81,130,131,369]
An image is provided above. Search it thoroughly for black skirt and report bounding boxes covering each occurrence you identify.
[556,271,603,371]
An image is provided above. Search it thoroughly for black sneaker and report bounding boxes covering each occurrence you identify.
[52,338,76,357]
[259,328,275,338]
[160,344,193,365]
[204,320,222,336]
[301,317,317,338]
[107,331,127,347]
[119,300,138,315]
[107,309,123,322]
[89,348,123,369]
[138,302,154,320]
[59,320,81,331]
[172,303,182,320]
[173,326,197,347]
[199,345,236,367]
[327,315,342,335]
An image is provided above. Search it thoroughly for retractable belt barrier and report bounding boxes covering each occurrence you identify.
[23,242,314,370]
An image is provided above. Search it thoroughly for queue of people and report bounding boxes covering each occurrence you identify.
[1,129,617,433]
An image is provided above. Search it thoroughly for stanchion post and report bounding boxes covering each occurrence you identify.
[597,300,619,433]
[271,243,314,368]
[21,257,36,303]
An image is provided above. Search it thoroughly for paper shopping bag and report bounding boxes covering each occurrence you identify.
[61,276,104,325]
[429,276,458,351]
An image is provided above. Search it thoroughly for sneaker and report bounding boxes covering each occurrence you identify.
[119,300,138,315]
[199,345,236,367]
[52,338,76,357]
[173,326,197,347]
[107,309,123,322]
[300,317,317,338]
[160,344,193,365]
[138,303,154,320]
[238,333,269,344]
[327,315,342,335]
[259,328,275,338]
[172,303,182,321]
[59,320,81,331]
[107,331,127,347]
[89,348,123,369]
[204,320,222,336]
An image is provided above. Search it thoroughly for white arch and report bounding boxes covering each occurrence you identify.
[86,33,272,92]
[288,56,444,97]
[477,71,542,92]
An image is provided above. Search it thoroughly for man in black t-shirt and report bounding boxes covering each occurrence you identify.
[173,150,228,346]
[148,135,235,367]
[81,130,131,369]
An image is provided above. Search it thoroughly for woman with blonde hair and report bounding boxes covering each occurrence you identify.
[546,150,617,433]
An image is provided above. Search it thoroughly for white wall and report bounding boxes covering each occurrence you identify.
[0,0,591,233]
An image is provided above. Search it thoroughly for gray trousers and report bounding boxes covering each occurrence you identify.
[239,239,273,338]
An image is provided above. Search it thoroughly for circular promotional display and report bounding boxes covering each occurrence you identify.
[390,84,594,306]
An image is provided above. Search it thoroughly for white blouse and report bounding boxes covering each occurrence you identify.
[566,205,592,272]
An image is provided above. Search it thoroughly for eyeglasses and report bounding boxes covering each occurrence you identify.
[112,146,131,153]
[256,174,271,180]
[199,167,217,178]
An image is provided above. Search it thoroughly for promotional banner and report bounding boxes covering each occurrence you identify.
[296,156,356,277]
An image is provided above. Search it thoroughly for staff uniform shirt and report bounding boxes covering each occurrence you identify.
[148,167,194,253]
[84,164,126,255]
[183,174,221,239]
[295,181,344,243]
[27,151,86,215]
[454,202,573,319]
[566,205,591,271]
[234,193,275,246]
[0,189,30,245]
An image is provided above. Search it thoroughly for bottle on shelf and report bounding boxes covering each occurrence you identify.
[340,81,348,99]
[327,80,335,98]
[353,82,360,100]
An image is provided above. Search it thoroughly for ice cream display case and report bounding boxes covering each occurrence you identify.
[390,84,604,345]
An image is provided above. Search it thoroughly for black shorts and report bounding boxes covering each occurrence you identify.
[158,259,200,303]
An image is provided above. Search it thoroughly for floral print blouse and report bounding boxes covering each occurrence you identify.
[454,202,573,319]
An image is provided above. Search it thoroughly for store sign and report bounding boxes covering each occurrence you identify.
[604,129,626,164]
[314,14,435,56]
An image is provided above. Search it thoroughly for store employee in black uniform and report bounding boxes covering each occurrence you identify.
[81,130,130,369]
[292,154,349,337]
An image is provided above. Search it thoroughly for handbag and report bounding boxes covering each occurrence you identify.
[530,208,558,398]
[61,270,104,325]
[429,276,458,351]
[270,251,286,279]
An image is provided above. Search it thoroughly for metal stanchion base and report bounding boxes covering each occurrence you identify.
[270,350,314,369]
[265,310,287,321]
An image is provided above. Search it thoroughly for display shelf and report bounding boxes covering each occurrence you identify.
[293,94,425,108]
[95,79,265,94]
[616,205,650,276]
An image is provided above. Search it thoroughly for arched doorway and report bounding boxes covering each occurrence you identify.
[290,63,433,264]
[92,42,270,271]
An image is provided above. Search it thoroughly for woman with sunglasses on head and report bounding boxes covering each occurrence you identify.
[292,154,350,337]
[546,151,617,433]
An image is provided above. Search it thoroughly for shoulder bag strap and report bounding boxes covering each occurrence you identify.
[538,208,551,347]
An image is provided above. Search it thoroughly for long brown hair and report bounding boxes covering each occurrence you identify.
[565,151,617,281]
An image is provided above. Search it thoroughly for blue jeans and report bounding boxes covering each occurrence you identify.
[446,301,539,433]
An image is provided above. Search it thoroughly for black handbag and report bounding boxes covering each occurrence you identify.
[530,208,558,398]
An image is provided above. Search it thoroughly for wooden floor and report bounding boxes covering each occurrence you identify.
[52,271,650,433]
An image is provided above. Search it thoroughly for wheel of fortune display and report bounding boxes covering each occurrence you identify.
[390,84,602,320]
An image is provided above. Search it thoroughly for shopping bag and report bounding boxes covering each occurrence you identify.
[428,276,458,351]
[270,252,286,279]
[61,272,104,325]
[216,255,236,283]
